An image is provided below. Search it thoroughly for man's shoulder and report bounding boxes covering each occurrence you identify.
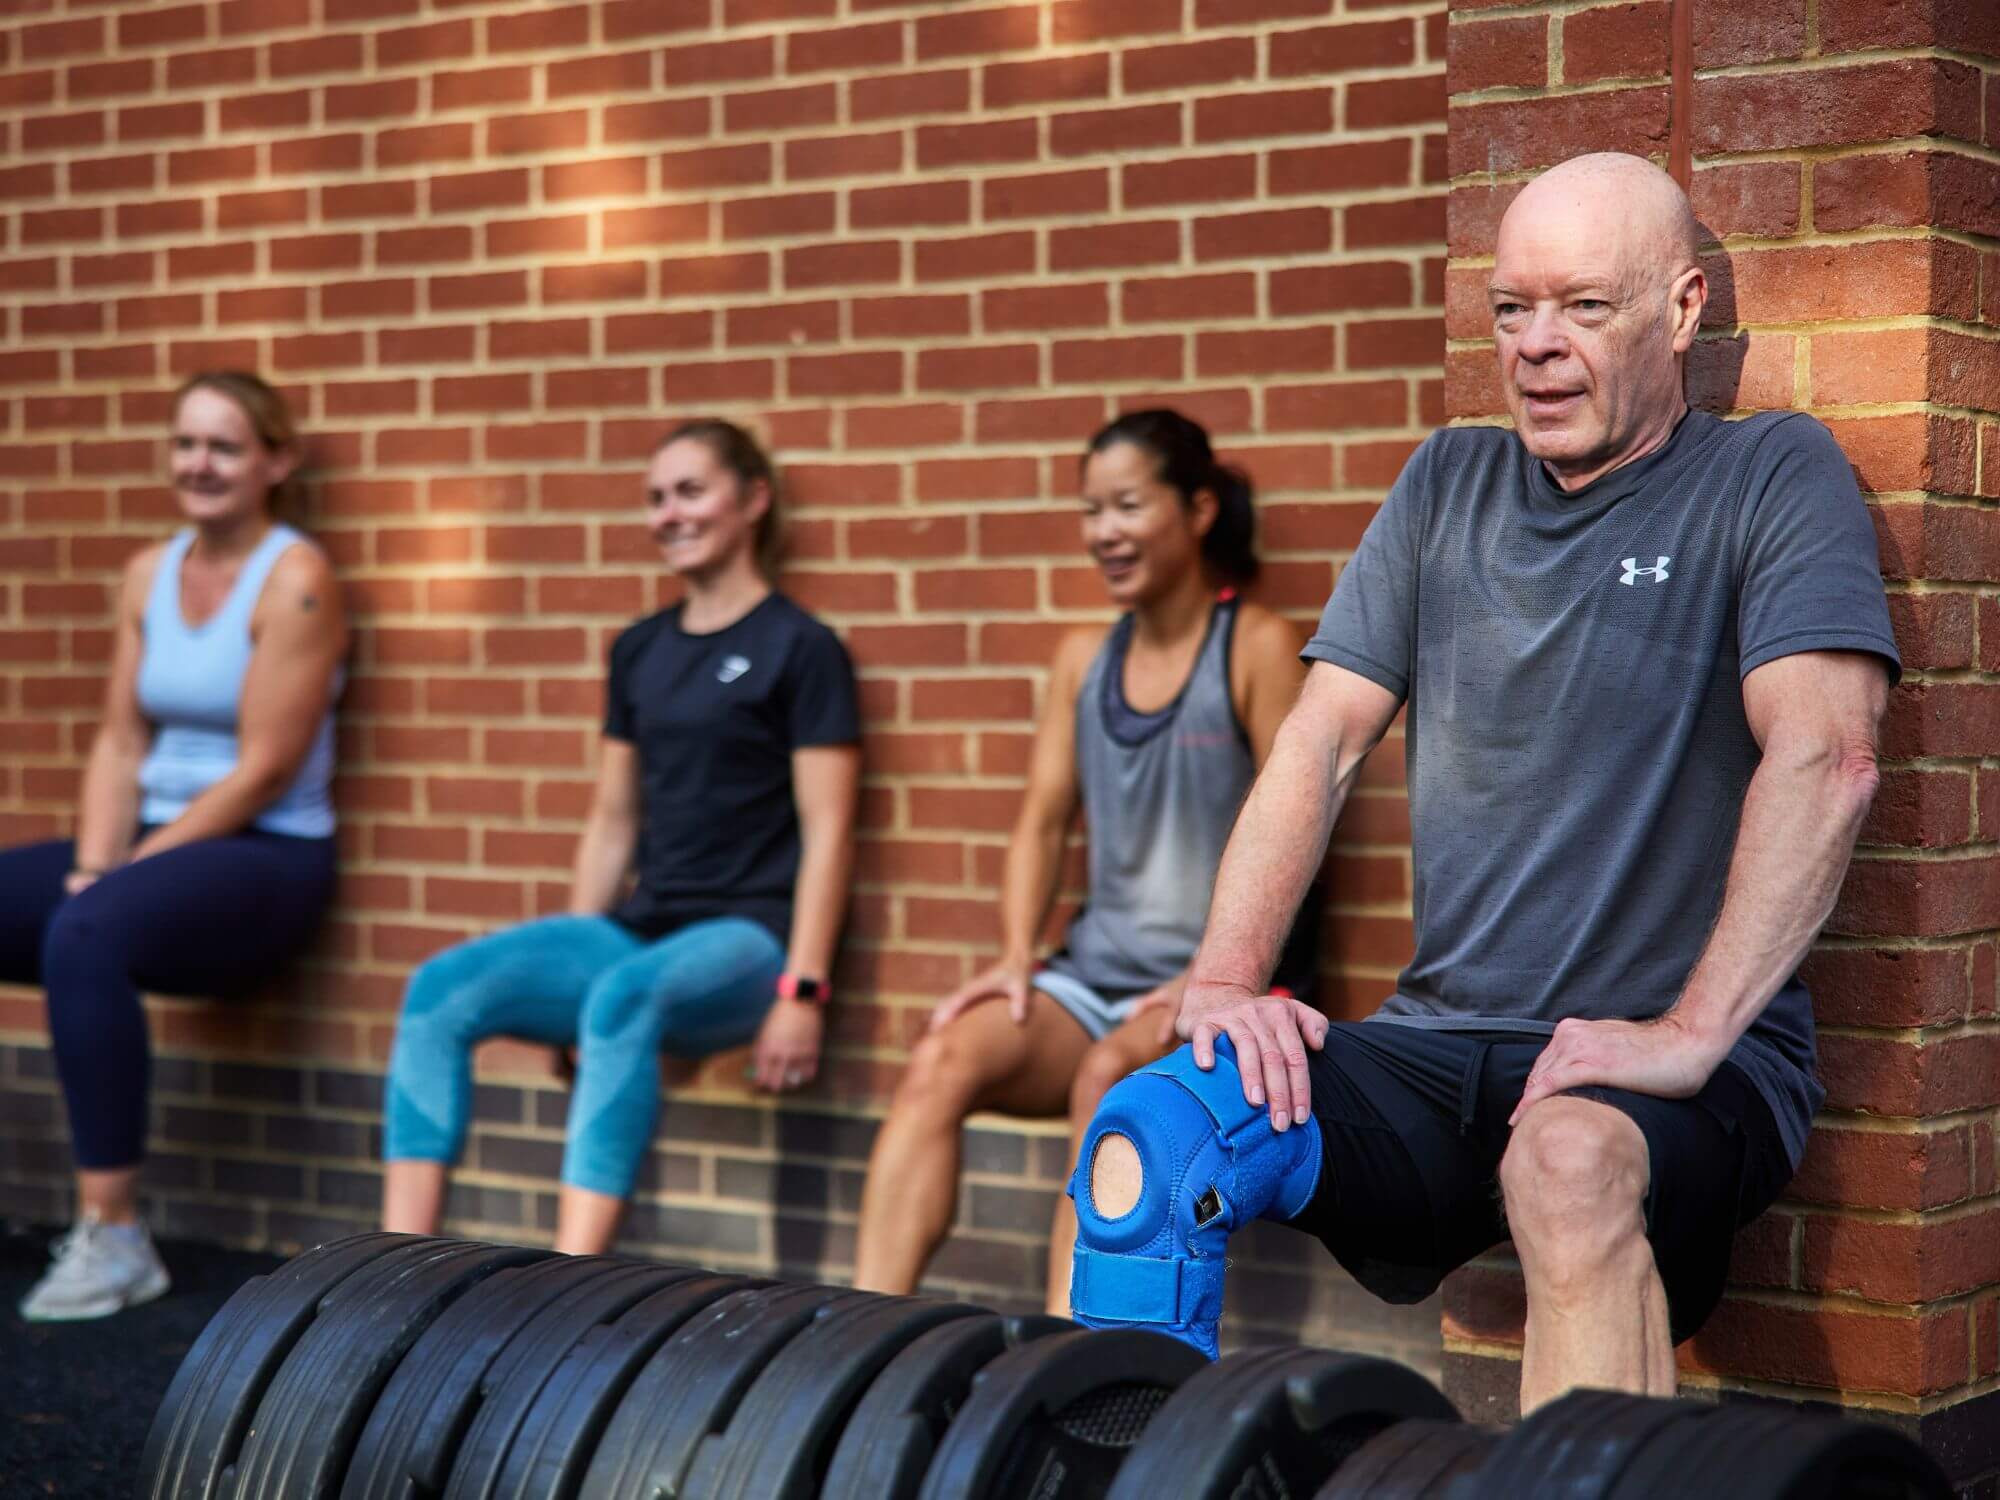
[1404,423,1523,495]
[1686,408,1841,467]
[1402,423,1518,468]
[1685,411,1858,516]
[1728,408,1844,465]
[1424,422,1519,454]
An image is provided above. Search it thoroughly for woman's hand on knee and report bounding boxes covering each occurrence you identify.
[926,956,1035,1032]
[751,997,823,1093]
[1130,974,1187,1048]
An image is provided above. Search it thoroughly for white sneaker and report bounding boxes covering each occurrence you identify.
[18,1215,171,1321]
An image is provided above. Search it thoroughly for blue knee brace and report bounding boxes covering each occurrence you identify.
[1066,1035,1323,1359]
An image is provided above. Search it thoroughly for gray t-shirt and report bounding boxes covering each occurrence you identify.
[1305,410,1900,1170]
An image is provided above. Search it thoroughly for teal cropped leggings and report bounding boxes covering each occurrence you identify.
[384,914,784,1197]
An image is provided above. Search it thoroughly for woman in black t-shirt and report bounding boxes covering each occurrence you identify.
[380,420,861,1254]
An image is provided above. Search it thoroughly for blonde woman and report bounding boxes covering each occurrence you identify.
[3,371,345,1320]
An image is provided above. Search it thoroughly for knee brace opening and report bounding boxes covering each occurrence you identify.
[1088,1131,1142,1219]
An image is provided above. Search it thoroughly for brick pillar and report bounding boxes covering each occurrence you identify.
[1441,0,2000,1481]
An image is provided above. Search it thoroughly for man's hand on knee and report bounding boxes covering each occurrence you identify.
[1508,1013,1727,1125]
[1177,983,1328,1131]
[1066,1035,1324,1359]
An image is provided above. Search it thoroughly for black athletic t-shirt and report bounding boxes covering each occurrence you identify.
[604,592,860,945]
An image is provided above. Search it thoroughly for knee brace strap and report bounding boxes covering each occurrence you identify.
[1067,1035,1322,1358]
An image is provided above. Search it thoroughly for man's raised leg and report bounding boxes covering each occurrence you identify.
[1500,1095,1676,1411]
[1067,1035,1322,1358]
[1043,1010,1177,1316]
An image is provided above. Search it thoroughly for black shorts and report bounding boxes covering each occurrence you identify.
[1283,1022,1794,1344]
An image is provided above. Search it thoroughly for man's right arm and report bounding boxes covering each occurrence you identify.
[1180,660,1403,1130]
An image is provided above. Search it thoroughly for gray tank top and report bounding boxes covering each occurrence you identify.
[1046,594,1254,998]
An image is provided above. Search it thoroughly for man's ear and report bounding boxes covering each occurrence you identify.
[1669,264,1707,354]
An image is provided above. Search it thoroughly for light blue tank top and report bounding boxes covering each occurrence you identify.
[135,524,337,839]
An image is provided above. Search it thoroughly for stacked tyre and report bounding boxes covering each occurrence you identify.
[139,1233,1202,1500]
[1322,1387,1954,1500]
[140,1234,1952,1500]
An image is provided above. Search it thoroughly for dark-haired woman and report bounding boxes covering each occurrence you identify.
[853,409,1313,1313]
[0,372,346,1320]
[380,420,860,1256]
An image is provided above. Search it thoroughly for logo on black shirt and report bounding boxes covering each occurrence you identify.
[716,654,752,683]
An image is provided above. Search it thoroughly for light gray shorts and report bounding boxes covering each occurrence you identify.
[1034,967,1142,1043]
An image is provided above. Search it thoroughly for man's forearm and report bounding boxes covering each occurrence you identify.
[1188,713,1354,997]
[1670,751,1879,1055]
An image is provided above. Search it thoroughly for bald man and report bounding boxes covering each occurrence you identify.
[1069,154,1898,1409]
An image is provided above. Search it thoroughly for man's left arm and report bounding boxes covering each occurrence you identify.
[1511,648,1888,1121]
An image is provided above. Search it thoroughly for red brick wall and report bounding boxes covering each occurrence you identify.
[1441,0,2000,1446]
[0,0,1446,1367]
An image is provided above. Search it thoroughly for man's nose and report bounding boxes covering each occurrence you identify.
[1517,304,1568,361]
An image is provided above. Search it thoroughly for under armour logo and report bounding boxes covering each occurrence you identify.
[1619,556,1671,586]
[716,654,751,683]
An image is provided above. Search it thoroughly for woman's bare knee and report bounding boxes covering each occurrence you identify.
[1067,1042,1137,1123]
[892,1026,993,1123]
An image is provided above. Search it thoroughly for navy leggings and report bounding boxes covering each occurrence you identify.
[0,833,336,1168]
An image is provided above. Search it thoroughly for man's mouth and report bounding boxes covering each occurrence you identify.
[1520,389,1583,420]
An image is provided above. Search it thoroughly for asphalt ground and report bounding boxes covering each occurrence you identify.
[0,1224,284,1498]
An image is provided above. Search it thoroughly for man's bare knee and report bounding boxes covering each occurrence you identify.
[1089,1130,1142,1218]
[1501,1098,1649,1255]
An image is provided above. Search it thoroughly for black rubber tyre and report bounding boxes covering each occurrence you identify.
[579,1281,865,1500]
[1106,1345,1461,1500]
[1469,1388,1709,1499]
[141,1265,275,1500]
[819,1313,1073,1500]
[226,1237,547,1500]
[1316,1419,1496,1498]
[142,1232,419,1500]
[440,1258,706,1499]
[914,1326,1209,1500]
[338,1254,623,1500]
[478,1272,751,1500]
[1609,1398,1952,1500]
[679,1294,989,1500]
